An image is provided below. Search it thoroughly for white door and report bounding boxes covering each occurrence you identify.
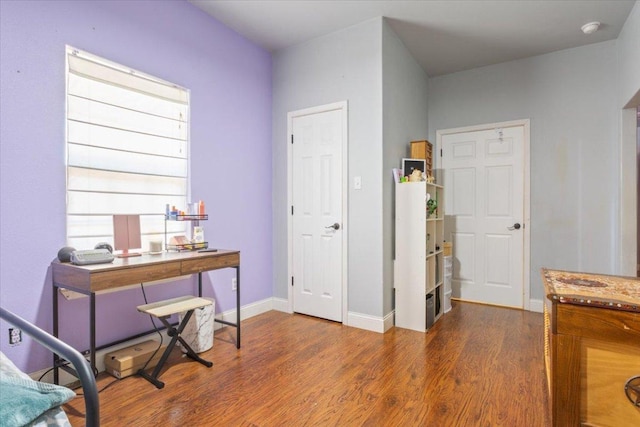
[441,124,526,308]
[290,104,345,322]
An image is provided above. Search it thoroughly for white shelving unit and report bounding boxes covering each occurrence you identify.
[394,181,445,332]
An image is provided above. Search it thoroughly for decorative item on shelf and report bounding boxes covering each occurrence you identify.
[409,169,423,182]
[193,226,205,243]
[426,174,435,184]
[402,158,426,179]
[164,206,209,252]
[427,198,438,217]
[165,201,208,221]
[167,235,207,251]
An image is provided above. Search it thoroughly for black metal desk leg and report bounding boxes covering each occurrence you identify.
[90,292,96,375]
[53,285,59,385]
[236,266,240,349]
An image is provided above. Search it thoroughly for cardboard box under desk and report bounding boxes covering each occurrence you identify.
[104,340,166,379]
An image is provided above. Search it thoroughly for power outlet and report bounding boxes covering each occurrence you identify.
[232,277,237,291]
[9,328,22,346]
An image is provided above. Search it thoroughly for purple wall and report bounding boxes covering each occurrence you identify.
[0,0,272,372]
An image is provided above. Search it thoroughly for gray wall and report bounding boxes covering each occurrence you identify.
[382,20,430,315]
[428,41,619,302]
[272,18,430,321]
[272,18,385,317]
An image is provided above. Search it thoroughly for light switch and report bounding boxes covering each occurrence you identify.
[354,176,362,190]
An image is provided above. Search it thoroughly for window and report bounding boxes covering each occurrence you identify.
[65,46,190,252]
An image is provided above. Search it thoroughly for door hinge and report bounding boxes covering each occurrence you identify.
[291,205,294,215]
[291,276,294,287]
[291,134,294,144]
[440,148,443,157]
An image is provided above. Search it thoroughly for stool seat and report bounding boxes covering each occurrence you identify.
[137,296,212,318]
[136,295,214,389]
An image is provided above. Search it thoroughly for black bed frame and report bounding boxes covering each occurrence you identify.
[0,307,99,426]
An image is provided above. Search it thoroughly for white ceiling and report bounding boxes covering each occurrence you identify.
[190,0,636,77]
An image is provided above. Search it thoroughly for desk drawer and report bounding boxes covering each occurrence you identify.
[92,262,182,291]
[181,253,240,274]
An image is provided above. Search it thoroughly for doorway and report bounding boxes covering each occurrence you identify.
[287,101,348,322]
[437,119,530,309]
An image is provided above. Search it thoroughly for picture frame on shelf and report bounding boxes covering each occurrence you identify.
[401,158,426,177]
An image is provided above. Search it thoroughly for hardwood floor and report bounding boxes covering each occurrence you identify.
[65,301,550,426]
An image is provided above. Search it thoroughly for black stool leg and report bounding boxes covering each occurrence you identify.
[138,310,212,389]
[176,335,213,367]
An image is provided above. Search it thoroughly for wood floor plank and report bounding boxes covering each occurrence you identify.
[64,301,550,426]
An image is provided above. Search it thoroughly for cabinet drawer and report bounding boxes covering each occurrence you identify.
[581,338,640,426]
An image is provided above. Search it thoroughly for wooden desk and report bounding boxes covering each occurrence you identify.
[52,250,240,384]
[542,269,640,426]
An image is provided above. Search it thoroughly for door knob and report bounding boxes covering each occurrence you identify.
[508,223,521,230]
[325,223,340,230]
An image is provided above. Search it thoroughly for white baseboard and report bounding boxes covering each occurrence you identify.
[347,311,388,333]
[219,296,273,323]
[383,311,395,332]
[271,297,290,313]
[528,299,544,313]
[271,297,390,333]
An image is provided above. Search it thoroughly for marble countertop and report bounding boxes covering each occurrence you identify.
[542,268,640,313]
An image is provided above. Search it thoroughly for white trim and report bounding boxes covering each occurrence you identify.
[218,297,274,324]
[286,101,349,324]
[436,119,531,309]
[528,299,544,313]
[347,311,389,333]
[619,106,638,276]
[271,297,291,313]
[383,311,395,332]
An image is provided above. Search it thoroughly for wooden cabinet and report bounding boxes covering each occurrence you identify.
[410,140,433,176]
[394,181,445,332]
[542,269,640,426]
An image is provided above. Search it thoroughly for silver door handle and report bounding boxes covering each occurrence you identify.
[325,223,340,230]
[508,223,521,231]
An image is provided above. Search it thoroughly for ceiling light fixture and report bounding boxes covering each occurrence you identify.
[581,21,601,35]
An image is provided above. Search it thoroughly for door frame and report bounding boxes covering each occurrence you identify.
[436,119,532,310]
[286,101,349,323]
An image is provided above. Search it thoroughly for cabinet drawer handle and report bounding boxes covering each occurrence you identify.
[624,375,640,407]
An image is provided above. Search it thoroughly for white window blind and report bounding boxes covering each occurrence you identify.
[65,46,190,251]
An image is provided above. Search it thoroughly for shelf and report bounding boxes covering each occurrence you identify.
[166,241,208,251]
[165,214,208,221]
[426,249,443,259]
[164,212,209,252]
[395,179,446,332]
